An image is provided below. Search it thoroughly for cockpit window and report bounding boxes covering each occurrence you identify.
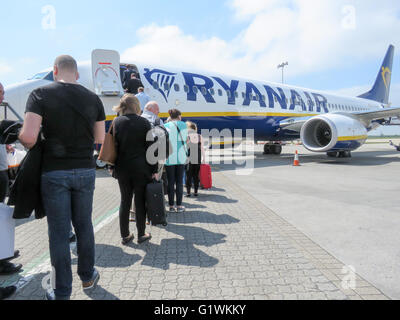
[44,71,54,81]
[28,71,54,81]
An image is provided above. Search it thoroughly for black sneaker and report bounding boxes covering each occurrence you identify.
[122,234,135,245]
[0,262,23,275]
[138,234,152,244]
[0,286,17,300]
[4,250,20,262]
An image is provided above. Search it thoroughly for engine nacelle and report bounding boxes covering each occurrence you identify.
[300,114,368,153]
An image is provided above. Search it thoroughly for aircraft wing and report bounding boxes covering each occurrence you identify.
[279,116,312,132]
[279,107,400,132]
[352,106,400,124]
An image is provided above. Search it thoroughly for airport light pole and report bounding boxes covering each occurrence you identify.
[277,62,289,84]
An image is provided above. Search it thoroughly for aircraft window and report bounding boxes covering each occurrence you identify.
[210,88,215,96]
[184,85,189,93]
[255,95,260,101]
[262,95,266,102]
[44,71,54,81]
[242,92,245,99]
[274,97,278,103]
[164,83,170,91]
[193,86,199,94]
[201,87,207,95]
[218,89,223,96]
[235,92,239,98]
[29,71,54,81]
[153,82,159,90]
[226,91,231,98]
[174,84,180,92]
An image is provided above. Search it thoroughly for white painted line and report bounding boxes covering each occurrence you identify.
[12,210,119,295]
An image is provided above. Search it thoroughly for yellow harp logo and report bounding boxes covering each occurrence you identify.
[381,67,392,93]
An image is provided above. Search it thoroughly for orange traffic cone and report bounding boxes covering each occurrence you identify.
[293,150,301,166]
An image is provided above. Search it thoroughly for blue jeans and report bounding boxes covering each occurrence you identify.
[41,169,96,299]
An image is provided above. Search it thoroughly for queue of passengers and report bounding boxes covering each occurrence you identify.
[0,54,205,300]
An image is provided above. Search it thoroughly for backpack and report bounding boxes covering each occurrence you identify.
[150,121,173,162]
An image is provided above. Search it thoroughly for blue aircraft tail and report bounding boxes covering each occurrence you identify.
[358,45,394,105]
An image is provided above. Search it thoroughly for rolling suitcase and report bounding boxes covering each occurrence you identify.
[200,164,212,190]
[146,180,168,226]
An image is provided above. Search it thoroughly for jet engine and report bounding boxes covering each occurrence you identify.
[300,114,368,153]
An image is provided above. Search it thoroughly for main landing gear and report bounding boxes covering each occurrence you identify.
[264,143,283,155]
[327,151,352,158]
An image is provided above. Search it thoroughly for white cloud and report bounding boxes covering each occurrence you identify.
[0,62,12,76]
[121,0,400,84]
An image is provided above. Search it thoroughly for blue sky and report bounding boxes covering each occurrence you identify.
[1,0,400,134]
[0,0,398,87]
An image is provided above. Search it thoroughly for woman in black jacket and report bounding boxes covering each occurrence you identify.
[113,94,158,245]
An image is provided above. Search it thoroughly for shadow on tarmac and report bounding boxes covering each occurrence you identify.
[71,244,142,269]
[126,222,227,270]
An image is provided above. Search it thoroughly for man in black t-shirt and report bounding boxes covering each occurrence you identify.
[125,73,144,95]
[19,55,106,300]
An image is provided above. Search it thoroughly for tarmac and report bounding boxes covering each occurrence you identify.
[1,140,399,300]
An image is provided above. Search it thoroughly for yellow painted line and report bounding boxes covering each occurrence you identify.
[210,141,243,145]
[338,135,368,141]
[160,112,318,118]
[107,112,318,120]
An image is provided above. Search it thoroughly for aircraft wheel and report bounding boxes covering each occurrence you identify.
[327,151,338,158]
[338,151,352,158]
[264,144,271,154]
[271,144,282,155]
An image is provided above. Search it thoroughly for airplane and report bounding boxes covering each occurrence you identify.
[1,45,400,162]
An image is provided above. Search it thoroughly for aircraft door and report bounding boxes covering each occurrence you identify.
[91,49,124,96]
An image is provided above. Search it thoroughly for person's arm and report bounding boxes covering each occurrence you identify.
[19,112,42,149]
[144,120,159,178]
[94,121,105,144]
[94,97,106,144]
[200,135,206,164]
